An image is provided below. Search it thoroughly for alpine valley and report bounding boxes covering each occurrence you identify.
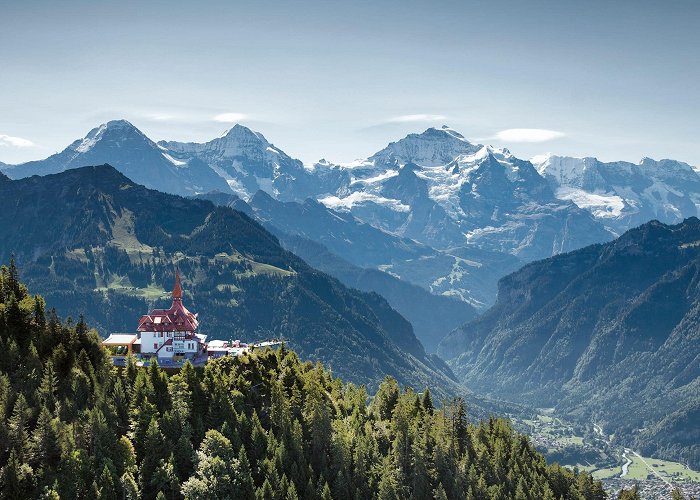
[439,218,700,469]
[3,120,700,496]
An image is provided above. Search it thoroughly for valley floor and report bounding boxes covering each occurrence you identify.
[511,411,700,499]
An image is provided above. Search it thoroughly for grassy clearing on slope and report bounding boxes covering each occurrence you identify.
[95,276,170,300]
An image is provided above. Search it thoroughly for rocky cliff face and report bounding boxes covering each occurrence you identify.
[439,217,700,467]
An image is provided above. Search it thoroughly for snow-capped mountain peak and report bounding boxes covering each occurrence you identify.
[368,126,483,167]
[161,123,276,159]
[220,123,269,144]
[69,119,149,153]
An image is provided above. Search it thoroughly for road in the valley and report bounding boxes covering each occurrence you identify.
[594,423,676,492]
[631,450,674,488]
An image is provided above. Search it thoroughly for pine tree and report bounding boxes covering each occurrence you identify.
[256,478,274,500]
[372,377,400,421]
[121,471,139,500]
[320,482,332,500]
[433,483,449,500]
[181,429,242,499]
[377,456,401,500]
[140,417,167,500]
[421,387,434,414]
[671,488,686,500]
[151,454,180,500]
[285,482,299,500]
[0,450,35,500]
[303,380,332,476]
[7,394,30,460]
[238,446,256,500]
[29,406,61,471]
[172,432,195,482]
[98,465,118,500]
[618,485,642,499]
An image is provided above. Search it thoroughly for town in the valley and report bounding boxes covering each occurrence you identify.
[102,271,282,367]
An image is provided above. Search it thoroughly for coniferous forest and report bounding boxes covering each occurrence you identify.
[0,262,616,499]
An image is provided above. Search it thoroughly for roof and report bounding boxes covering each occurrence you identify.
[103,334,137,345]
[138,271,199,333]
[208,340,229,348]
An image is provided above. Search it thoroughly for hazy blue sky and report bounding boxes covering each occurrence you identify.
[1,0,698,165]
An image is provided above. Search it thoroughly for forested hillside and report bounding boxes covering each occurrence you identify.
[0,267,608,499]
[440,218,700,469]
[0,165,454,395]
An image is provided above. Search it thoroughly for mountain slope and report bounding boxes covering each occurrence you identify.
[439,217,700,467]
[0,272,604,499]
[1,120,624,308]
[159,124,342,201]
[0,165,459,394]
[1,120,230,196]
[317,130,613,261]
[271,233,477,353]
[194,191,477,351]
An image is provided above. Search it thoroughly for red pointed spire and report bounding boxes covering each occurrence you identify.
[173,269,183,301]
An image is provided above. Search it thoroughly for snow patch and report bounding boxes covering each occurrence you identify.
[350,170,399,185]
[319,192,410,213]
[161,152,187,167]
[555,187,625,218]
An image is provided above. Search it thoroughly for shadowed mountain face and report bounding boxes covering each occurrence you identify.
[439,217,700,467]
[0,164,462,395]
[195,190,478,352]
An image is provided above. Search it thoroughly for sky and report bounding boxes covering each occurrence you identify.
[0,0,698,166]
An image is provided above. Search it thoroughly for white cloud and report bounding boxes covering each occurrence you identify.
[494,128,565,143]
[0,134,35,148]
[386,114,447,123]
[213,112,248,123]
[147,113,177,121]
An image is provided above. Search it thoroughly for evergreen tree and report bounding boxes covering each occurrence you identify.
[618,485,642,499]
[140,418,167,500]
[29,406,61,471]
[181,429,242,499]
[0,273,609,500]
[7,394,30,460]
[421,387,434,414]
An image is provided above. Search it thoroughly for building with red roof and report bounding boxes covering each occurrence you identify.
[102,270,283,367]
[136,270,207,359]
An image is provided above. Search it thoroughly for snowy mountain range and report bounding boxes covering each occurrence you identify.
[533,153,700,235]
[2,119,696,310]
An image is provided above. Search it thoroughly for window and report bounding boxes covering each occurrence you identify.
[153,343,158,350]
[166,347,173,352]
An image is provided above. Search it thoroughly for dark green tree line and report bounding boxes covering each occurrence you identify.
[0,264,614,499]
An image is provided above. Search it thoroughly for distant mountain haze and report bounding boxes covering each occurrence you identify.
[195,190,478,352]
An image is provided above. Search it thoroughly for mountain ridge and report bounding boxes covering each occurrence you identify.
[194,190,478,352]
[439,217,700,467]
[0,164,459,395]
[2,119,695,312]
